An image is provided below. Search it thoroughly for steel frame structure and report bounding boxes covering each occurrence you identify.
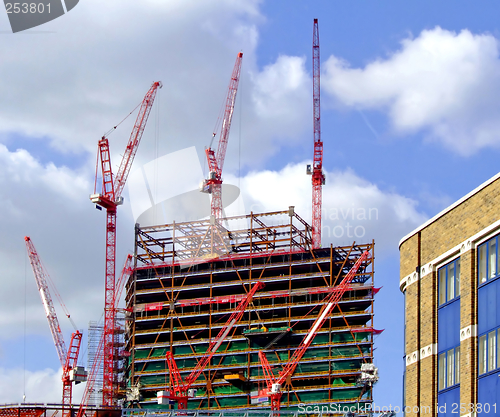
[124,211,376,412]
[134,208,312,266]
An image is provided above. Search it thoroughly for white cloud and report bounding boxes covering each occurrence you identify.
[226,163,427,255]
[323,27,500,155]
[0,1,316,398]
[0,366,85,403]
[0,144,107,339]
[0,0,310,173]
[250,55,310,140]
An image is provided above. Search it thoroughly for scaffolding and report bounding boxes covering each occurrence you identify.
[124,210,376,414]
[88,321,104,406]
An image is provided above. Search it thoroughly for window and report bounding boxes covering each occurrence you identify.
[488,331,496,371]
[479,334,487,375]
[438,258,460,305]
[479,326,500,375]
[478,235,500,285]
[438,346,460,390]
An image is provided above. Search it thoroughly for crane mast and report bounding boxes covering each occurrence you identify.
[90,81,161,405]
[77,255,135,417]
[25,236,84,417]
[309,18,325,249]
[203,52,243,219]
[164,281,264,409]
[259,251,370,410]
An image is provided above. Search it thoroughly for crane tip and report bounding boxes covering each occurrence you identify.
[24,236,30,241]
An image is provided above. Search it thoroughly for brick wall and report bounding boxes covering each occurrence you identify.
[400,175,500,416]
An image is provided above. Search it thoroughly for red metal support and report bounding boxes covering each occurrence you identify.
[165,281,264,408]
[203,52,243,219]
[114,82,162,200]
[25,237,66,366]
[259,251,370,410]
[311,19,325,249]
[24,237,83,417]
[77,255,133,417]
[62,331,82,412]
[102,208,117,405]
[98,138,114,200]
[91,81,161,406]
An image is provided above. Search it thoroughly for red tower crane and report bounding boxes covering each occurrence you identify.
[90,81,162,405]
[307,18,325,249]
[162,281,264,409]
[258,251,370,410]
[24,236,86,417]
[202,52,243,219]
[76,255,134,417]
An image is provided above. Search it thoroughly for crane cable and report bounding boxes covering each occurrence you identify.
[95,95,144,194]
[102,99,142,138]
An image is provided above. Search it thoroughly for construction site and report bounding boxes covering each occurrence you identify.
[0,19,383,417]
[127,211,377,411]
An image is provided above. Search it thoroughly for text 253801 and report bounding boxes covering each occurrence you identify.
[5,3,51,14]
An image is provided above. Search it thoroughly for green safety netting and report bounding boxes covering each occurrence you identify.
[218,354,247,365]
[134,347,168,359]
[134,362,166,372]
[213,385,245,394]
[332,378,347,386]
[138,375,168,385]
[216,397,248,407]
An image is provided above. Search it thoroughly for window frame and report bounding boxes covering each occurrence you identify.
[438,258,461,306]
[478,235,500,286]
[478,325,500,376]
[438,345,460,391]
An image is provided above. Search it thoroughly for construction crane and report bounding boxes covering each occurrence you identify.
[202,52,243,219]
[24,236,86,417]
[90,81,162,405]
[76,254,134,417]
[307,18,325,249]
[161,281,264,409]
[258,251,371,410]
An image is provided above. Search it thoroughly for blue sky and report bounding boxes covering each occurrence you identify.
[1,0,500,413]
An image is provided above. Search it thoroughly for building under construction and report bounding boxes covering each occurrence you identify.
[124,208,377,412]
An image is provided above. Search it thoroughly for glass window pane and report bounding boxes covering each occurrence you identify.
[448,263,455,300]
[438,352,446,390]
[447,349,455,386]
[489,331,496,372]
[439,268,446,305]
[489,239,497,278]
[479,244,487,284]
[456,259,460,297]
[455,346,460,384]
[498,329,500,370]
[479,334,487,375]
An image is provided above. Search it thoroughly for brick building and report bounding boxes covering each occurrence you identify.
[400,173,500,416]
